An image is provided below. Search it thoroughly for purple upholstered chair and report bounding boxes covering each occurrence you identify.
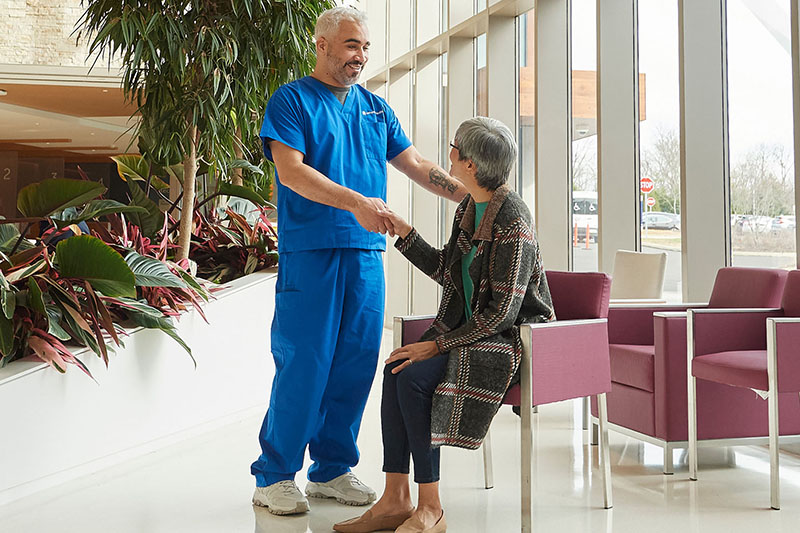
[394,270,613,533]
[592,266,796,474]
[687,270,800,509]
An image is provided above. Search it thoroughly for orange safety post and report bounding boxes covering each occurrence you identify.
[585,224,590,249]
[573,222,578,247]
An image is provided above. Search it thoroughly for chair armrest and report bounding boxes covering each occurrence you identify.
[393,315,436,349]
[608,304,697,345]
[522,319,611,406]
[610,298,667,305]
[767,317,800,393]
[689,308,782,357]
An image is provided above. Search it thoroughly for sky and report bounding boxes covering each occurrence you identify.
[571,0,794,163]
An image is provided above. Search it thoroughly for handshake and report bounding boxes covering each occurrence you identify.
[353,197,412,239]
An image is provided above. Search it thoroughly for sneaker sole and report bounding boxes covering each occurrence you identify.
[252,496,310,515]
[305,486,376,506]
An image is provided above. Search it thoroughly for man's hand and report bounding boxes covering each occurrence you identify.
[385,341,439,374]
[352,196,396,235]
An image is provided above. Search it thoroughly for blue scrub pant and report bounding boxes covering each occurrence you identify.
[251,248,385,487]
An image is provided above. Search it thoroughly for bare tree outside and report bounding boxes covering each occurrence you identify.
[730,143,793,218]
[641,126,680,214]
[572,136,597,192]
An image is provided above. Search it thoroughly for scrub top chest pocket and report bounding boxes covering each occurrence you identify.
[360,111,388,161]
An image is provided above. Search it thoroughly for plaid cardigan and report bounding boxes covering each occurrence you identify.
[395,185,554,450]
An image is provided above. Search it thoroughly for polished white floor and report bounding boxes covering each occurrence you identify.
[2,329,800,532]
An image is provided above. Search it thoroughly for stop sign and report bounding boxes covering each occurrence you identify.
[640,177,655,194]
[646,196,656,207]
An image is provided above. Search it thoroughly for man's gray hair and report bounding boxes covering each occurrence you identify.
[454,117,517,191]
[315,6,368,41]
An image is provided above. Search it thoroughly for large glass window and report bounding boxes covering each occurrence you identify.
[476,33,488,117]
[727,0,795,269]
[571,0,598,271]
[639,0,682,301]
[518,8,535,202]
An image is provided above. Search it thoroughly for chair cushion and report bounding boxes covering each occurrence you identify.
[692,350,768,390]
[708,267,787,308]
[782,270,800,317]
[609,344,655,392]
[545,270,612,320]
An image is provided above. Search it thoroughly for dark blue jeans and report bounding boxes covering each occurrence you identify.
[381,353,449,484]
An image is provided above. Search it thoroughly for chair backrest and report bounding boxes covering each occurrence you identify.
[707,267,788,308]
[545,270,612,320]
[781,270,800,317]
[609,249,667,299]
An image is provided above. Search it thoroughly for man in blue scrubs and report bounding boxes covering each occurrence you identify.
[251,6,467,516]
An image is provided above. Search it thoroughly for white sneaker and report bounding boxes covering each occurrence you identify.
[252,480,310,515]
[305,472,377,506]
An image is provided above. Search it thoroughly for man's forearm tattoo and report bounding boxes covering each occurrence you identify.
[429,168,458,195]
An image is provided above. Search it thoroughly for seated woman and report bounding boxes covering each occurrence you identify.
[333,117,554,533]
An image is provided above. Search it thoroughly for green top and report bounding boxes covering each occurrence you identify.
[462,201,489,320]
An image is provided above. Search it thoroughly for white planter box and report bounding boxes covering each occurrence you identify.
[0,269,277,505]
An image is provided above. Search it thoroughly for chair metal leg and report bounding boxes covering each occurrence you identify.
[688,371,698,480]
[597,393,613,509]
[768,389,780,510]
[520,325,533,533]
[482,427,494,489]
[766,321,780,510]
[590,419,599,446]
[687,311,698,482]
[663,445,674,475]
[582,397,590,430]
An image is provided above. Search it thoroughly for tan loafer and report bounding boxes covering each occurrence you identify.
[395,511,446,533]
[333,507,415,533]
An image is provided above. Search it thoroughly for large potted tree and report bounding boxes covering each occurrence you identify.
[76,0,332,260]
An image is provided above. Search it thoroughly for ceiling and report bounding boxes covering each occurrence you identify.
[0,80,139,163]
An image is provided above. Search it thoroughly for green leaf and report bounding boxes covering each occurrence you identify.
[0,223,32,254]
[229,159,264,175]
[1,285,14,319]
[0,312,13,357]
[115,297,194,366]
[111,154,150,182]
[125,252,186,288]
[126,182,165,239]
[27,278,45,315]
[55,235,136,298]
[178,269,210,302]
[45,304,72,341]
[218,182,268,206]
[53,199,149,228]
[17,179,106,218]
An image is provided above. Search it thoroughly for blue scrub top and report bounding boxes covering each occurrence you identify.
[260,76,412,253]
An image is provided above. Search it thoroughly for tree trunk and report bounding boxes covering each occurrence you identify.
[232,126,244,187]
[177,125,199,261]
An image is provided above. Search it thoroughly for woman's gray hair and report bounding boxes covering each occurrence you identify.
[454,117,517,191]
[315,6,368,41]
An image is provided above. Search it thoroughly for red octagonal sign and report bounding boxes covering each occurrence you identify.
[640,177,655,194]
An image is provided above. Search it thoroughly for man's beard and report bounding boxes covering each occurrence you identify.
[328,53,363,86]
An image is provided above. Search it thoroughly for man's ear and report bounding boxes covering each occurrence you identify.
[316,36,327,53]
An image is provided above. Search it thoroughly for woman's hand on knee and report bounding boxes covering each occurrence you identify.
[385,341,440,374]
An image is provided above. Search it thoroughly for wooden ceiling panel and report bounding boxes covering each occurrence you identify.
[0,84,136,117]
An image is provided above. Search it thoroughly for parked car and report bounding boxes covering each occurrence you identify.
[735,215,772,233]
[771,215,796,232]
[642,211,680,231]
